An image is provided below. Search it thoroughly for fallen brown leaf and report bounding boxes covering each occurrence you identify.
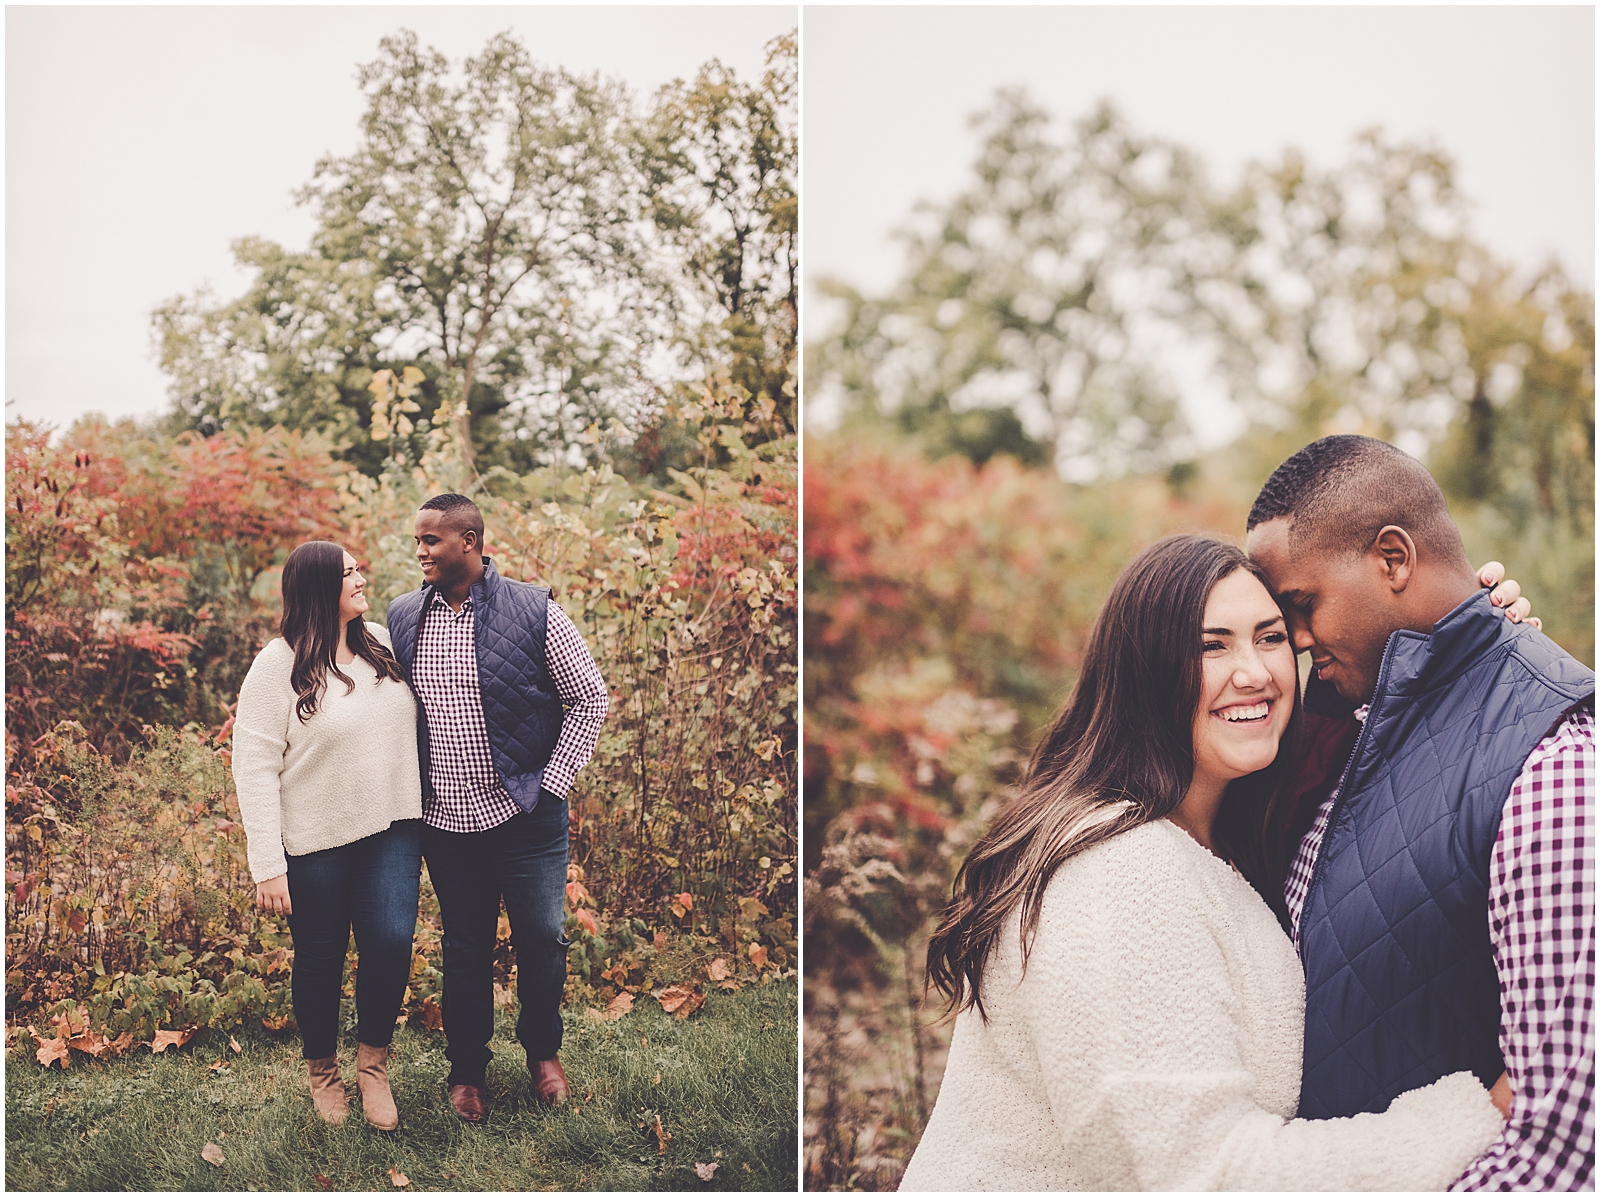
[201,1142,225,1167]
[67,1031,112,1059]
[653,1113,672,1155]
[36,1034,69,1069]
[229,1037,242,1054]
[707,958,729,982]
[652,1071,661,1086]
[388,1166,409,1188]
[151,1026,197,1053]
[694,1161,719,1181]
[603,992,634,1021]
[313,1174,334,1190]
[748,943,768,971]
[109,1031,136,1056]
[415,997,443,1031]
[208,1059,226,1072]
[653,985,705,1020]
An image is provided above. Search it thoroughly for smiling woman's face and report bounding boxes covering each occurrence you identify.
[338,551,368,625]
[1189,568,1297,795]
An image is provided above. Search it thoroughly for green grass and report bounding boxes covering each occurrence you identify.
[5,981,797,1192]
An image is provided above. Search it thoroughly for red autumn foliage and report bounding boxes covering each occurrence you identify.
[5,420,345,766]
[803,432,1244,861]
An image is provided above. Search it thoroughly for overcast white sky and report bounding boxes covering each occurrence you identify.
[5,4,797,429]
[804,6,1595,434]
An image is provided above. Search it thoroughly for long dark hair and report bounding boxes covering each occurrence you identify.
[925,533,1303,1019]
[280,541,405,723]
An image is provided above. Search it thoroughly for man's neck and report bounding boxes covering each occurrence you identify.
[1400,571,1479,635]
[439,559,486,612]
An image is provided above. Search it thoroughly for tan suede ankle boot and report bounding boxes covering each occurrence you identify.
[306,1055,349,1125]
[356,1042,399,1130]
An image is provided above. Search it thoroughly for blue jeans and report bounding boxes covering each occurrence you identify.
[285,820,421,1060]
[421,795,570,1086]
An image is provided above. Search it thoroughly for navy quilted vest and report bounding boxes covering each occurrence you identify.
[385,557,566,813]
[1298,590,1594,1119]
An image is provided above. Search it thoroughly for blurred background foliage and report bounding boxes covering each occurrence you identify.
[803,92,1593,1190]
[7,29,796,1056]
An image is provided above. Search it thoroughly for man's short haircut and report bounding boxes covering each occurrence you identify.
[1247,434,1469,567]
[419,493,485,542]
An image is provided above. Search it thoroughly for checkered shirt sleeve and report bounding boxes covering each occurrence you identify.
[412,593,524,833]
[1453,704,1594,1192]
[540,600,608,800]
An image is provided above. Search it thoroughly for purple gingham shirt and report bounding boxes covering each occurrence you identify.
[1285,705,1595,1191]
[410,590,607,834]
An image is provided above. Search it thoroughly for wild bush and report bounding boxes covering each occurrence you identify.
[5,421,345,766]
[5,382,797,1049]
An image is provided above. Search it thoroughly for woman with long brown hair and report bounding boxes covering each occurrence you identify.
[232,541,423,1131]
[900,534,1506,1191]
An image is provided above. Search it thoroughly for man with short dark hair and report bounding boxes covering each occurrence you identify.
[1246,435,1594,1190]
[385,493,608,1122]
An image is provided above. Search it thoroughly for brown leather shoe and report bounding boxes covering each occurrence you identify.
[356,1042,399,1130]
[449,1082,488,1123]
[306,1055,349,1125]
[531,1056,570,1106]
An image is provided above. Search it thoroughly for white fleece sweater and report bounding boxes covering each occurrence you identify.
[899,819,1504,1192]
[231,623,423,882]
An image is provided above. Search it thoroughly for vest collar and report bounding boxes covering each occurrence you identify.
[1377,589,1516,701]
[469,557,501,606]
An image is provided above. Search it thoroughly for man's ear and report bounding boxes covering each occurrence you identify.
[1372,525,1416,593]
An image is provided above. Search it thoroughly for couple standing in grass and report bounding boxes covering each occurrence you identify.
[231,493,607,1130]
[901,436,1593,1191]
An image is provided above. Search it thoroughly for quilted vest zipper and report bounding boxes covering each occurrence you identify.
[1298,629,1406,961]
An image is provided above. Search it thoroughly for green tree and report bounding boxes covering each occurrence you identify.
[809,94,1229,480]
[157,29,656,477]
[643,32,798,433]
[811,94,1593,492]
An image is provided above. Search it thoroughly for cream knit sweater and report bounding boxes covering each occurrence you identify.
[231,623,423,883]
[899,819,1504,1192]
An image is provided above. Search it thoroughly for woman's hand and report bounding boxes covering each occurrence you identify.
[1489,1070,1514,1120]
[256,874,292,917]
[1476,562,1540,631]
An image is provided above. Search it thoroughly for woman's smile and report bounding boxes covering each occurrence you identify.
[1212,699,1272,724]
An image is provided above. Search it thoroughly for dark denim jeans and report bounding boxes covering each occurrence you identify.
[285,820,421,1060]
[421,794,570,1087]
